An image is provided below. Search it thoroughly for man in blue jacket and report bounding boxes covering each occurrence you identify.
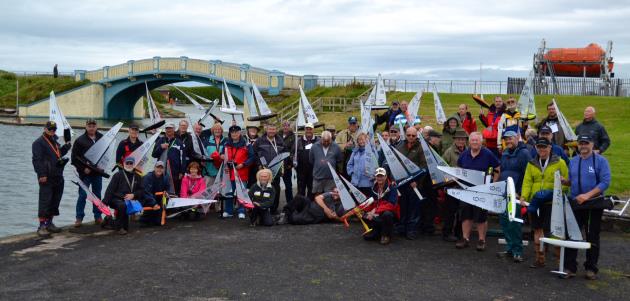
[497,131,531,262]
[562,135,611,280]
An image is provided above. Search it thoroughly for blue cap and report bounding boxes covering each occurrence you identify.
[348,116,358,124]
[503,130,518,138]
[124,156,135,164]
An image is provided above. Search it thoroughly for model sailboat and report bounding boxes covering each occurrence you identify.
[80,122,123,178]
[293,85,322,167]
[376,133,426,200]
[406,89,423,125]
[247,81,277,121]
[517,69,538,121]
[48,91,73,143]
[122,130,162,174]
[327,162,374,235]
[419,138,454,187]
[140,82,166,134]
[552,98,578,147]
[540,171,591,275]
[72,171,112,216]
[364,74,388,110]
[220,79,243,116]
[432,84,447,125]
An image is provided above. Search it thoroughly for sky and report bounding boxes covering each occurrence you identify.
[1,0,629,80]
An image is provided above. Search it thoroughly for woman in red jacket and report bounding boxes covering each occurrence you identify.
[223,125,254,219]
[362,168,399,245]
[455,104,478,135]
[478,96,505,158]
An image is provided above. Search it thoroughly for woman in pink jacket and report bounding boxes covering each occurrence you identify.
[179,161,207,219]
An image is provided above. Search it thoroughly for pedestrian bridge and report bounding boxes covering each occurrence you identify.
[20,56,304,120]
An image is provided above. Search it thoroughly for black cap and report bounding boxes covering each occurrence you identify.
[45,121,57,130]
[392,101,399,105]
[577,135,593,143]
[389,127,399,133]
[85,118,97,125]
[229,125,242,133]
[535,138,551,146]
[539,125,552,134]
[129,123,139,130]
[428,130,443,138]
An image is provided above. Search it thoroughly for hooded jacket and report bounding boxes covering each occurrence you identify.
[521,154,568,202]
[575,118,610,154]
[346,146,376,188]
[32,133,71,179]
[71,130,104,177]
[499,142,532,195]
[225,137,254,182]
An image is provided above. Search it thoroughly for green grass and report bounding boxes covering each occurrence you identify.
[0,70,89,108]
[267,83,371,111]
[313,90,630,195]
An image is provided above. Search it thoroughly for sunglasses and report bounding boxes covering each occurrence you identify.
[405,134,415,137]
[124,161,134,165]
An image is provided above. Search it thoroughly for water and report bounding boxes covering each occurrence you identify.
[0,104,245,237]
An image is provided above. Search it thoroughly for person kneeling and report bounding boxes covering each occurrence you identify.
[278,189,344,225]
[363,168,399,245]
[103,157,146,235]
[248,169,276,226]
[180,161,207,220]
[140,160,170,226]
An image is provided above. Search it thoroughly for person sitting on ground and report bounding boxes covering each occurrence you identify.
[520,138,568,268]
[346,133,377,196]
[362,168,399,245]
[140,161,170,226]
[248,169,276,227]
[103,157,146,235]
[277,189,344,225]
[179,161,207,220]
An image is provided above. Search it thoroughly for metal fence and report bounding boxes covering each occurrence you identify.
[316,76,630,97]
[8,71,74,77]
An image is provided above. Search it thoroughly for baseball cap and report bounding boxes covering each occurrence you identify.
[325,124,336,131]
[155,160,165,167]
[539,125,552,134]
[577,135,593,143]
[229,125,242,133]
[392,101,399,105]
[45,121,57,130]
[304,122,314,129]
[129,123,140,130]
[428,130,443,138]
[124,156,136,164]
[375,167,387,177]
[85,118,97,125]
[535,138,551,147]
[165,122,176,128]
[348,116,358,124]
[503,130,518,138]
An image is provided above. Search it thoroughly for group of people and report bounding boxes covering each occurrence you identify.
[32,96,611,280]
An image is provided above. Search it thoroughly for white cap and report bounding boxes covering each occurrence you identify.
[304,122,314,129]
[375,167,387,177]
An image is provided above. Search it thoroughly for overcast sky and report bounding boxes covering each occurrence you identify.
[1,0,629,80]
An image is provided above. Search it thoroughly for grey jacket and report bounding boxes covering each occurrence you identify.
[309,141,343,180]
[575,118,610,153]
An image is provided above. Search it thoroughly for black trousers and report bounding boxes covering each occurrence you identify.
[564,209,603,273]
[441,194,460,237]
[38,176,64,218]
[365,211,395,239]
[108,198,129,231]
[250,207,274,226]
[297,170,313,199]
[271,175,281,214]
[418,178,437,234]
[282,168,294,204]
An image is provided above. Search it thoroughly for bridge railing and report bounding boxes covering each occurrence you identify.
[74,56,304,95]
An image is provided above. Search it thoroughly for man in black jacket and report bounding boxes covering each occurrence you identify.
[295,123,319,199]
[255,123,286,214]
[71,119,104,227]
[281,121,295,204]
[115,123,143,165]
[103,157,145,234]
[575,106,610,154]
[32,121,72,236]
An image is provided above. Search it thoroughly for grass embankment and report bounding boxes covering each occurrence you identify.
[0,70,89,108]
[315,91,629,195]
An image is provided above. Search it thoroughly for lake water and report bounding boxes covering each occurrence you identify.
[0,105,247,237]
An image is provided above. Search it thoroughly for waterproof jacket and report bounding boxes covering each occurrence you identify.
[575,118,610,154]
[441,116,460,154]
[205,135,226,177]
[538,116,566,147]
[32,134,71,178]
[255,134,286,171]
[152,136,184,177]
[365,181,399,218]
[479,104,503,149]
[282,131,296,169]
[499,142,532,195]
[521,154,568,202]
[116,137,143,165]
[309,141,343,180]
[142,171,169,206]
[296,135,319,177]
[180,174,206,198]
[346,146,376,188]
[454,112,477,134]
[225,137,254,182]
[248,182,276,208]
[103,169,144,205]
[71,131,104,177]
[442,143,464,167]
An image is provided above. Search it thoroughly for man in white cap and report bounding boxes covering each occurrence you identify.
[152,122,184,195]
[296,123,319,198]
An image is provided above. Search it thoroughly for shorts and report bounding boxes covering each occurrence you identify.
[459,202,488,223]
[312,178,335,194]
[529,202,552,231]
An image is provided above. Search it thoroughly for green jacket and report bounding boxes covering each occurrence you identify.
[396,139,428,183]
[442,143,464,167]
[521,154,568,202]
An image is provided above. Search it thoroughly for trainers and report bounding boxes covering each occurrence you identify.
[238,213,246,219]
[442,234,458,242]
[46,223,62,233]
[222,212,233,218]
[37,227,51,237]
[455,239,470,249]
[476,240,486,251]
[513,255,524,263]
[380,236,391,245]
[585,270,598,280]
[496,251,513,259]
[74,219,82,228]
[275,213,288,225]
[118,229,128,235]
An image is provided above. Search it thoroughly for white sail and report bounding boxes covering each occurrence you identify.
[437,166,486,186]
[432,85,447,125]
[186,115,207,157]
[564,194,583,241]
[366,74,387,106]
[376,134,410,182]
[407,90,422,125]
[96,139,116,171]
[327,162,358,211]
[552,98,578,141]
[420,138,453,185]
[174,86,205,111]
[465,181,505,195]
[166,198,216,209]
[251,81,273,116]
[221,84,227,110]
[220,79,243,115]
[234,170,254,209]
[517,69,537,119]
[84,122,123,165]
[360,99,374,135]
[506,177,523,223]
[48,91,73,139]
[446,188,506,214]
[130,131,161,174]
[145,82,161,123]
[296,94,306,127]
[300,86,319,124]
[340,174,369,204]
[224,79,237,110]
[192,93,213,104]
[73,171,112,216]
[550,170,566,239]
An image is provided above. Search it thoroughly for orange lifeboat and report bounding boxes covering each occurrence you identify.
[542,43,613,77]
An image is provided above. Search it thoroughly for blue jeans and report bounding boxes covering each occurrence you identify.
[499,207,523,256]
[76,175,103,220]
[223,180,246,215]
[395,184,421,236]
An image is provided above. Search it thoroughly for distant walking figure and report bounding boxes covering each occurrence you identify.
[53,64,58,78]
